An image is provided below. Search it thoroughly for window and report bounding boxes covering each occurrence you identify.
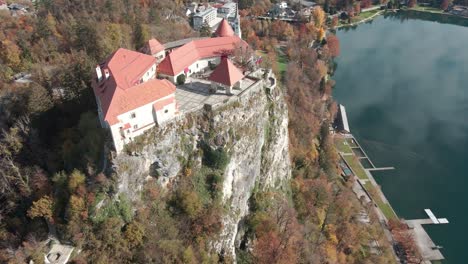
[133,124,138,129]
[131,113,136,118]
[164,109,169,113]
[196,63,199,68]
[127,129,130,134]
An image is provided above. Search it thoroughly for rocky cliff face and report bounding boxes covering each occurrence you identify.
[113,85,291,258]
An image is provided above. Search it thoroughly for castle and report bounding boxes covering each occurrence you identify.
[92,20,252,153]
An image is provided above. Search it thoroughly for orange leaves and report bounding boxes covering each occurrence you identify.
[326,34,340,58]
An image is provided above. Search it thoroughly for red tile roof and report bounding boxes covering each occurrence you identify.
[144,38,165,56]
[208,57,244,87]
[158,36,247,76]
[93,48,176,125]
[153,96,175,111]
[102,48,156,90]
[215,19,235,37]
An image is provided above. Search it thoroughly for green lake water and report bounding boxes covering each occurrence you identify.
[333,12,468,263]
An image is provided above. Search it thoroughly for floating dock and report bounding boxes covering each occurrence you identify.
[424,209,450,224]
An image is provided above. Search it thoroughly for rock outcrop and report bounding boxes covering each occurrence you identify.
[113,85,290,258]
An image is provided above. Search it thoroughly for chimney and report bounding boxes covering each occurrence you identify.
[104,68,110,80]
[96,65,102,81]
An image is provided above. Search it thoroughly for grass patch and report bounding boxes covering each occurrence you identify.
[362,181,398,220]
[346,138,358,147]
[335,9,382,26]
[256,50,288,76]
[343,155,368,180]
[363,181,373,190]
[377,201,398,220]
[353,9,381,22]
[334,137,353,154]
[277,53,287,74]
[91,194,133,224]
[410,5,444,14]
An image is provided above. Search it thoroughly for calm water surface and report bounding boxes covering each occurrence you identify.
[333,13,468,263]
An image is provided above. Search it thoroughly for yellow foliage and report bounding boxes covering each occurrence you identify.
[69,195,86,220]
[68,169,86,192]
[316,207,326,227]
[317,27,326,42]
[27,195,53,221]
[124,221,145,248]
[184,167,192,177]
[324,242,338,263]
[312,7,326,28]
[325,224,339,245]
[0,40,22,72]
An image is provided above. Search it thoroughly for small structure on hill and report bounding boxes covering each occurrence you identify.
[208,56,244,95]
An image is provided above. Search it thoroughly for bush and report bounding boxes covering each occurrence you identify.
[177,74,186,85]
[202,143,229,171]
[206,172,223,198]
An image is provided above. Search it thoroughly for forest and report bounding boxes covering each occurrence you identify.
[0,0,398,263]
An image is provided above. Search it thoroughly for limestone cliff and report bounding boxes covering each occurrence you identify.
[113,84,291,258]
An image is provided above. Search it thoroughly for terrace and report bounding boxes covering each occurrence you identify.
[175,70,266,114]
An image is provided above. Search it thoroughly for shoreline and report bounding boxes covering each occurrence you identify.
[334,132,447,263]
[334,10,385,29]
[332,6,468,30]
[334,129,447,263]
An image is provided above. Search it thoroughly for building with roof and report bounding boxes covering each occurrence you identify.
[193,7,218,30]
[141,38,166,62]
[158,21,246,83]
[91,20,255,152]
[92,48,177,152]
[217,2,237,18]
[209,56,244,95]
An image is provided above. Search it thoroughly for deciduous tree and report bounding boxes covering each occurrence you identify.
[326,34,340,58]
[312,7,326,28]
[27,195,54,221]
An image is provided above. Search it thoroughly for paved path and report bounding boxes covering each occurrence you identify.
[405,219,445,261]
[334,10,384,29]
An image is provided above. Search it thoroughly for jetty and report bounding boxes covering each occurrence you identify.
[406,209,449,263]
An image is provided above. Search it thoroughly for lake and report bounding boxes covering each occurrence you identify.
[333,12,468,263]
